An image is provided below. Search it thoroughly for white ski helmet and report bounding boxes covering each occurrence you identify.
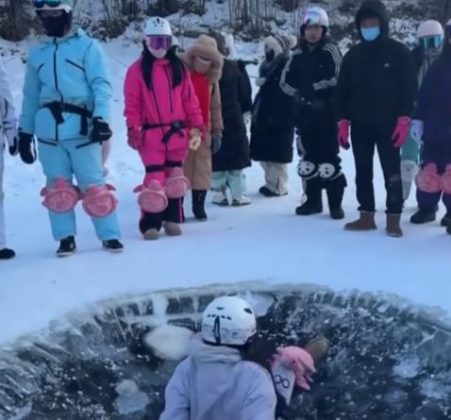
[301,5,329,29]
[144,17,172,37]
[417,20,444,39]
[201,296,257,346]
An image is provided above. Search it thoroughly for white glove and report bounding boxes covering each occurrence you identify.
[410,120,424,145]
[189,128,202,151]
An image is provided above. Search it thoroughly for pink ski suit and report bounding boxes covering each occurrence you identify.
[123,58,203,187]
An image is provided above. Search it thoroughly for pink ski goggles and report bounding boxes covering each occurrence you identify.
[145,35,172,51]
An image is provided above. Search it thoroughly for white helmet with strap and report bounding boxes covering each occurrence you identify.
[201,296,257,346]
[144,17,172,37]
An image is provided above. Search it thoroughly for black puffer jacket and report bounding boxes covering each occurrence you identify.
[336,0,416,134]
[250,54,296,163]
[212,59,252,171]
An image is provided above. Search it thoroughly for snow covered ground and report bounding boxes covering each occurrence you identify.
[1,33,451,351]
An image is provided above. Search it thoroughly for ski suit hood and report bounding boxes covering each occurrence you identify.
[159,334,277,420]
[355,0,389,39]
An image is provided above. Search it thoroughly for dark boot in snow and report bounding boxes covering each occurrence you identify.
[103,239,124,253]
[326,175,346,220]
[410,208,436,224]
[344,211,377,231]
[295,178,323,216]
[0,248,15,260]
[259,186,283,197]
[57,236,76,257]
[386,213,403,238]
[441,212,451,227]
[192,190,207,221]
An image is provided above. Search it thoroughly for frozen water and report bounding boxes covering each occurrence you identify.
[143,325,193,361]
[1,284,451,419]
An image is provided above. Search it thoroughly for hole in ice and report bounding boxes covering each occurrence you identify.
[1,285,451,419]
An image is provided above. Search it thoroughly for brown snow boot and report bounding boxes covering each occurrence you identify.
[304,336,330,364]
[386,213,403,238]
[344,211,377,231]
[163,221,182,237]
[143,228,159,240]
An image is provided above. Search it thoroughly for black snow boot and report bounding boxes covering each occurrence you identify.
[57,236,76,257]
[295,178,323,216]
[326,174,347,220]
[192,190,208,221]
[410,209,436,224]
[102,239,124,253]
[0,248,15,260]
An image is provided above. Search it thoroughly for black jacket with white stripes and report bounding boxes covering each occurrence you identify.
[280,38,342,115]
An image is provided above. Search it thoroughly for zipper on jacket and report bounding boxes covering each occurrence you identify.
[53,38,63,142]
[150,84,165,139]
[164,66,173,113]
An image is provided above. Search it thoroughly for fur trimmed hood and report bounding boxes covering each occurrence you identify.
[183,35,224,83]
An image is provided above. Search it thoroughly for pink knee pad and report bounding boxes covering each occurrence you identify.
[416,163,442,193]
[134,181,168,213]
[41,178,80,213]
[441,164,451,194]
[82,184,117,217]
[164,168,190,199]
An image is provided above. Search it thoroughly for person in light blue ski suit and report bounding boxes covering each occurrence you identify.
[18,0,123,256]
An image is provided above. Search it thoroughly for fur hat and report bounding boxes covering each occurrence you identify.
[264,34,297,56]
[184,35,224,83]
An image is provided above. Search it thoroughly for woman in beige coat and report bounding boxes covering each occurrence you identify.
[182,35,224,220]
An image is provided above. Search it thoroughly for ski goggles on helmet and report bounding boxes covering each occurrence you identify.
[33,0,68,8]
[145,35,172,50]
[420,35,443,49]
[302,10,322,26]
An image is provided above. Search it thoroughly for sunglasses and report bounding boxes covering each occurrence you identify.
[146,35,172,51]
[420,35,443,49]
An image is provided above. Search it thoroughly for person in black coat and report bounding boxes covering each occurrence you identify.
[210,32,253,206]
[250,35,297,198]
[336,0,416,237]
[280,5,346,220]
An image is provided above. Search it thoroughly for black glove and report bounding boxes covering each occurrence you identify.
[18,132,37,164]
[211,133,222,155]
[91,117,112,143]
[8,136,18,156]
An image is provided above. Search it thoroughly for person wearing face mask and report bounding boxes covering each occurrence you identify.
[336,0,416,237]
[18,0,123,257]
[124,17,204,240]
[401,20,444,204]
[280,6,346,220]
[409,20,451,236]
[182,35,224,221]
[250,34,297,198]
[209,32,253,207]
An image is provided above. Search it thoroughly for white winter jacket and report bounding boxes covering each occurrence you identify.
[159,335,277,420]
[0,58,17,148]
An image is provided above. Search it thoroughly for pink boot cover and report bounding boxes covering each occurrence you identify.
[82,184,117,217]
[41,178,80,213]
[135,181,168,213]
[442,164,451,194]
[416,163,442,193]
[164,168,190,199]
